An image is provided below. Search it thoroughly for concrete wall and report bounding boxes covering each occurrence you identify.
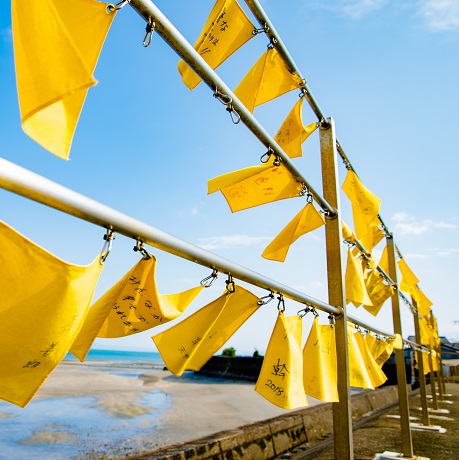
[127,386,400,460]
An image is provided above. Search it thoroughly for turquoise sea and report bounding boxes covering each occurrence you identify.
[0,350,169,460]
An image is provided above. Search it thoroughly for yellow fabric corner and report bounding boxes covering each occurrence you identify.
[392,334,403,350]
[302,317,338,402]
[234,48,303,113]
[274,98,318,158]
[0,220,103,407]
[347,324,374,389]
[12,0,115,159]
[255,313,308,409]
[178,0,255,90]
[355,332,387,388]
[345,248,372,308]
[397,258,420,293]
[70,257,203,361]
[341,220,355,243]
[262,202,325,262]
[410,286,433,317]
[415,351,430,375]
[363,272,395,316]
[375,339,394,368]
[208,162,303,212]
[342,170,381,251]
[153,285,259,376]
[378,246,390,274]
[365,334,388,362]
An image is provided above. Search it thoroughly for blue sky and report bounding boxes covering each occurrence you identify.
[0,0,458,355]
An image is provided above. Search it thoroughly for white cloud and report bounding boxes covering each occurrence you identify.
[189,207,199,216]
[391,212,457,236]
[418,0,459,31]
[197,234,271,250]
[305,0,386,19]
[403,252,429,260]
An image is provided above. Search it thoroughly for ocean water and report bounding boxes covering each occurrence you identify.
[0,350,169,460]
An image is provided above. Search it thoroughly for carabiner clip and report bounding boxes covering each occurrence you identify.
[100,229,115,264]
[143,17,155,47]
[200,269,218,287]
[277,294,285,313]
[226,274,236,293]
[133,239,152,260]
[328,314,336,328]
[257,291,275,306]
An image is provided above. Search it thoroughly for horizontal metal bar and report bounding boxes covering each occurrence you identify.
[347,314,394,338]
[0,157,339,315]
[128,0,335,217]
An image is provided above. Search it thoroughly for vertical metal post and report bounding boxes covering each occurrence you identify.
[429,314,445,400]
[413,307,430,426]
[319,118,353,459]
[386,235,413,457]
[428,351,439,410]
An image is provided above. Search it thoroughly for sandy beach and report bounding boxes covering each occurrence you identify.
[0,360,322,459]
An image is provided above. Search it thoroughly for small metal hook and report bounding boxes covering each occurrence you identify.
[257,291,275,306]
[226,274,236,293]
[106,0,130,13]
[273,156,281,167]
[143,17,155,47]
[200,269,218,287]
[328,314,336,328]
[227,106,241,124]
[133,239,152,260]
[277,294,285,313]
[252,23,269,35]
[260,147,273,164]
[298,305,319,318]
[100,229,115,264]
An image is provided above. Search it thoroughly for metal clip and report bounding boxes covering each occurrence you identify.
[226,274,236,293]
[328,314,336,328]
[298,305,319,318]
[252,23,269,35]
[257,291,275,306]
[100,229,115,264]
[267,37,277,49]
[260,147,273,164]
[273,156,281,167]
[213,89,240,124]
[133,239,151,260]
[143,17,155,47]
[106,0,130,13]
[200,269,218,287]
[277,294,285,313]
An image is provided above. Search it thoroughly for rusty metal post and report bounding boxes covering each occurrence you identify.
[319,118,353,459]
[386,235,413,457]
[413,307,430,426]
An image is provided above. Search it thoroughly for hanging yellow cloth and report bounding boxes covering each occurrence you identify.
[302,317,338,402]
[262,202,325,262]
[378,246,390,274]
[392,334,403,350]
[341,220,355,243]
[274,98,318,158]
[70,256,203,361]
[255,313,307,409]
[234,48,303,113]
[415,351,430,375]
[365,334,388,362]
[355,332,387,388]
[347,324,374,389]
[153,285,259,376]
[208,161,303,212]
[410,286,432,317]
[363,271,395,316]
[178,0,255,90]
[419,317,434,345]
[345,248,372,308]
[397,258,419,293]
[375,339,394,368]
[342,170,381,251]
[0,220,103,407]
[12,0,116,159]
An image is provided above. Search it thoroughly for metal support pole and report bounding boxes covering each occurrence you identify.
[0,157,338,315]
[429,314,445,400]
[319,118,353,459]
[413,305,430,427]
[128,0,335,217]
[428,351,439,410]
[386,235,413,457]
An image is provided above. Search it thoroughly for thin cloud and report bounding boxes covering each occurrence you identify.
[1,27,12,43]
[418,0,459,32]
[197,234,271,250]
[304,0,386,19]
[391,212,457,236]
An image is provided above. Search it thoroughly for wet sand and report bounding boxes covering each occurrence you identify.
[1,361,310,458]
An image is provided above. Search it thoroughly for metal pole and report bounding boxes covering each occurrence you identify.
[386,234,413,457]
[0,157,339,315]
[319,118,353,459]
[413,303,430,427]
[128,0,334,217]
[428,350,439,410]
[429,314,445,400]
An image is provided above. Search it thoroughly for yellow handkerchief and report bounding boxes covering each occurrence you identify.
[303,317,338,402]
[179,0,254,90]
[0,220,102,407]
[234,48,303,113]
[262,202,325,262]
[341,220,355,243]
[365,334,388,362]
[348,324,374,389]
[415,351,430,375]
[71,256,203,361]
[355,332,387,388]
[345,249,372,308]
[274,98,318,158]
[375,339,394,368]
[397,258,419,293]
[255,313,308,409]
[410,286,432,317]
[363,271,394,316]
[153,285,259,376]
[342,170,381,251]
[12,0,115,159]
[208,162,303,212]
[419,317,434,345]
